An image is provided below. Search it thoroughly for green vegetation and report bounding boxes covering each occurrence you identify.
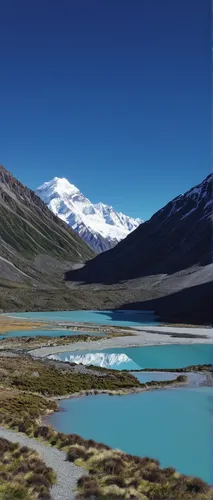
[73,446,212,499]
[0,355,186,436]
[127,364,213,373]
[1,393,211,500]
[0,437,56,500]
[0,355,188,399]
[0,361,210,500]
[0,180,94,261]
[0,355,140,396]
[0,390,57,433]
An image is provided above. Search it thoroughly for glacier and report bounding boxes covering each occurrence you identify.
[35,177,142,253]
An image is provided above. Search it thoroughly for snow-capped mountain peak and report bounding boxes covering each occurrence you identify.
[37,177,80,198]
[36,177,142,253]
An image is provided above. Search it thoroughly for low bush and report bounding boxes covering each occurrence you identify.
[67,441,213,499]
[128,364,212,373]
[0,356,211,499]
[0,355,140,396]
[1,390,212,499]
[0,438,56,500]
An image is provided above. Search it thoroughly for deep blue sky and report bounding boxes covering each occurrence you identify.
[0,0,211,220]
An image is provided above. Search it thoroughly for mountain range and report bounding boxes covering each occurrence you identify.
[36,177,142,253]
[0,165,212,323]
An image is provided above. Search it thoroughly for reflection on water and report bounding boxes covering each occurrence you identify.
[48,343,213,370]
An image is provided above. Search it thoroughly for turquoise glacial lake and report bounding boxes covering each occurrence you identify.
[46,386,213,483]
[5,309,157,327]
[0,329,106,340]
[50,344,213,370]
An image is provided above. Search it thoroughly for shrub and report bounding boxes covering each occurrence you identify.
[186,477,209,494]
[77,476,100,498]
[34,426,52,440]
[0,438,55,500]
[104,475,126,488]
[67,446,86,462]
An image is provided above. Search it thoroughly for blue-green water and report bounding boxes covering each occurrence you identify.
[0,329,106,340]
[46,386,213,483]
[4,309,157,327]
[51,344,213,370]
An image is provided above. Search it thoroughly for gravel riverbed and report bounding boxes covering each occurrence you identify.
[29,326,213,358]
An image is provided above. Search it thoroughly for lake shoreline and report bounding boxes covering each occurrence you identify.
[29,324,213,359]
[46,376,189,403]
[1,314,212,492]
[43,371,213,488]
[39,369,211,407]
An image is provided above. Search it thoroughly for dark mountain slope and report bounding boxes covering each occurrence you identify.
[118,280,213,325]
[0,165,94,286]
[66,174,212,285]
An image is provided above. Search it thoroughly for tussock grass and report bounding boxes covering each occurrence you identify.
[73,445,212,499]
[0,355,210,499]
[0,389,57,434]
[0,437,56,499]
[0,355,141,396]
[0,389,212,499]
[0,354,188,398]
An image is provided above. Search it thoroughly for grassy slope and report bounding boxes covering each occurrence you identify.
[0,199,93,261]
[0,165,94,288]
[0,436,55,500]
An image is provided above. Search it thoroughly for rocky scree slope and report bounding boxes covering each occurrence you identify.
[36,177,142,253]
[0,165,94,286]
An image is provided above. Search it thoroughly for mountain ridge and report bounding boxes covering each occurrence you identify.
[66,173,212,284]
[0,165,94,287]
[0,166,212,324]
[36,177,142,253]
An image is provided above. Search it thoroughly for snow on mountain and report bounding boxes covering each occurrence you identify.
[35,177,142,253]
[157,174,212,222]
